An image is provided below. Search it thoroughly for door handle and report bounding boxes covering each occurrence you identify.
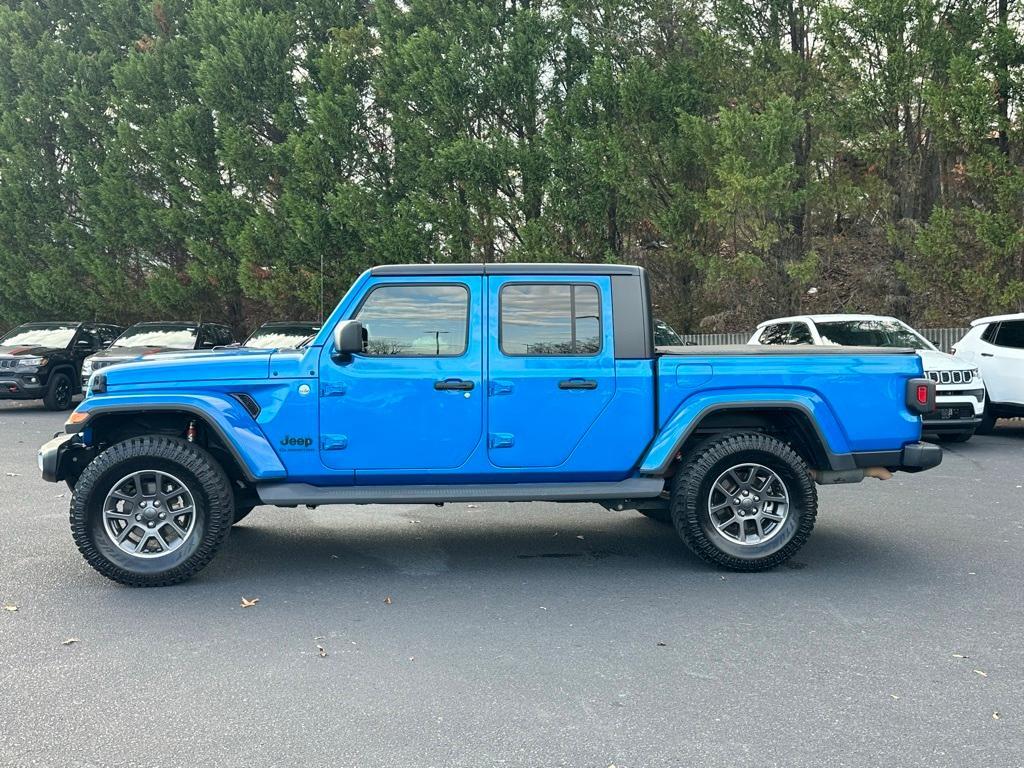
[434,378,474,391]
[558,378,598,390]
[980,352,994,357]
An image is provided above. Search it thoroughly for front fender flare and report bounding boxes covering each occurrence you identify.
[640,389,853,475]
[66,393,287,481]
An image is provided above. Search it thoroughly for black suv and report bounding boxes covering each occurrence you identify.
[0,322,123,410]
[82,322,236,391]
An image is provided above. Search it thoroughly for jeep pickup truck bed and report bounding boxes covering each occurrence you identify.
[40,263,940,586]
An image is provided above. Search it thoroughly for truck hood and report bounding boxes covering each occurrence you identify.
[0,345,62,357]
[97,347,275,387]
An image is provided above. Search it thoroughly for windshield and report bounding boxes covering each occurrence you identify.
[0,323,78,348]
[244,325,320,349]
[113,325,198,349]
[654,319,682,346]
[816,320,933,350]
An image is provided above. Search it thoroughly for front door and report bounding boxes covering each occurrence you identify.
[318,277,484,472]
[486,276,615,468]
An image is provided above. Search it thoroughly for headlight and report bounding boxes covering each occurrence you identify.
[81,359,93,375]
[17,356,46,368]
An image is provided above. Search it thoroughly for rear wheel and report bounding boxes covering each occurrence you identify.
[43,371,74,411]
[670,433,817,571]
[69,436,234,586]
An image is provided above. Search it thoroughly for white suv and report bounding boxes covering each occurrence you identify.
[952,313,1024,433]
[750,314,985,442]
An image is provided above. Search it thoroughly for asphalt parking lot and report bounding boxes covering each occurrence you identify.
[1,401,1022,768]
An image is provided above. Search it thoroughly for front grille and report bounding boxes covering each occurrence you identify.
[0,358,19,369]
[927,369,973,385]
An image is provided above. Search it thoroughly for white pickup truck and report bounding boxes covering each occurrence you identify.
[750,314,984,442]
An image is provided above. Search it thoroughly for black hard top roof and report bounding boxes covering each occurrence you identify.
[369,263,644,277]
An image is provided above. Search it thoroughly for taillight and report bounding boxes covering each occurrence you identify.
[906,378,936,415]
[916,385,929,405]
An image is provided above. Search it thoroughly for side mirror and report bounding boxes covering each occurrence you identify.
[332,320,367,358]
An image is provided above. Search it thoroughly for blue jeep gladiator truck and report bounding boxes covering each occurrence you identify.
[39,263,941,585]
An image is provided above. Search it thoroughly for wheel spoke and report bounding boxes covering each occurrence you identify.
[707,462,790,547]
[102,469,197,559]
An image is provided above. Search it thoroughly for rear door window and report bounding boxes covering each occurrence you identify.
[788,323,813,344]
[499,283,601,356]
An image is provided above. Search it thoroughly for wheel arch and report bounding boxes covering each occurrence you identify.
[68,398,287,483]
[642,400,850,476]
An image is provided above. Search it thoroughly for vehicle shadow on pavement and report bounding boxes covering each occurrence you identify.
[198,510,928,586]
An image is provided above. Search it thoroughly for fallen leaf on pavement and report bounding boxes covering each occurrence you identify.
[4,473,19,477]
[993,711,1000,720]
[383,595,392,605]
[656,642,667,647]
[240,597,259,608]
[61,638,79,645]
[952,653,969,659]
[973,669,988,677]
[890,694,900,700]
[317,645,327,658]
[2,604,17,612]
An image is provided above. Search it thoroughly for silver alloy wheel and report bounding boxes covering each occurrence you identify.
[707,463,790,546]
[102,470,197,558]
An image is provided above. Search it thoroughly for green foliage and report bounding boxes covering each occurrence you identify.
[0,0,1021,333]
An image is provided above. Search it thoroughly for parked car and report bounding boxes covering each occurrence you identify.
[0,322,122,410]
[41,263,941,586]
[952,313,1024,433]
[81,322,235,392]
[653,318,683,346]
[750,314,984,443]
[242,321,321,350]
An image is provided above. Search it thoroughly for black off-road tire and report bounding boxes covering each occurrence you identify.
[637,508,673,525]
[70,436,234,586]
[976,405,997,435]
[43,371,74,411]
[670,433,817,571]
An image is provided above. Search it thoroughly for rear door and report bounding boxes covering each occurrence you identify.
[486,276,615,468]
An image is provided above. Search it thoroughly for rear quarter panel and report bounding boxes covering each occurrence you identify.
[644,351,923,473]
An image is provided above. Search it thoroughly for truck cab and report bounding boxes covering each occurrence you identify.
[40,264,941,586]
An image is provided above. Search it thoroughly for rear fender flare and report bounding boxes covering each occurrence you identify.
[641,390,852,475]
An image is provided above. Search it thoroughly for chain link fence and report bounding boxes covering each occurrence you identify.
[678,328,971,353]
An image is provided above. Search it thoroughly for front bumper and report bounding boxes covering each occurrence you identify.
[0,376,46,399]
[38,433,95,484]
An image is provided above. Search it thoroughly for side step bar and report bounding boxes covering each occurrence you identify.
[256,477,666,507]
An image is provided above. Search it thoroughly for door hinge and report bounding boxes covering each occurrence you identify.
[320,434,349,451]
[488,432,515,449]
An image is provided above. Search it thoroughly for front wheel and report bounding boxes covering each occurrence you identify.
[670,433,817,571]
[69,436,234,586]
[43,371,74,411]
